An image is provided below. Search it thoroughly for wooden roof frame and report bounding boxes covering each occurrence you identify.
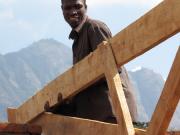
[7,0,180,135]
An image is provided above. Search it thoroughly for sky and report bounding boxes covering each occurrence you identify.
[0,0,179,79]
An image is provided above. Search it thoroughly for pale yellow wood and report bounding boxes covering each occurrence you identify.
[100,43,134,135]
[146,47,180,135]
[31,113,144,135]
[7,108,17,123]
[7,42,106,123]
[135,129,146,135]
[110,0,180,68]
[31,113,179,135]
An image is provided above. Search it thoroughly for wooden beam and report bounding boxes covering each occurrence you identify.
[0,123,42,134]
[7,108,17,124]
[7,41,106,123]
[31,113,145,135]
[102,43,134,135]
[31,113,179,135]
[146,47,180,135]
[110,0,180,68]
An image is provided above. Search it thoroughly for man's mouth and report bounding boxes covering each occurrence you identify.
[69,16,79,21]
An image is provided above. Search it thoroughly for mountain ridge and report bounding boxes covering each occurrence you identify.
[0,39,72,121]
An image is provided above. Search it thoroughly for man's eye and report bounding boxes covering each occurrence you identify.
[64,6,71,10]
[63,4,83,11]
[75,4,83,9]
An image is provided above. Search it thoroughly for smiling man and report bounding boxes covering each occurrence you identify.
[58,0,137,123]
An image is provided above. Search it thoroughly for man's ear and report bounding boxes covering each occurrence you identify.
[85,4,87,10]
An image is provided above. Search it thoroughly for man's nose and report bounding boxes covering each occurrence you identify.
[70,8,78,15]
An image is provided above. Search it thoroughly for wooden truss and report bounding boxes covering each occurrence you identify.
[7,0,180,135]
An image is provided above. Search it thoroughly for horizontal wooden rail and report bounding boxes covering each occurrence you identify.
[0,123,42,134]
[31,113,180,135]
[31,113,145,135]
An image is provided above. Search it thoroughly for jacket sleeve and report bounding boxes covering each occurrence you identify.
[87,22,112,51]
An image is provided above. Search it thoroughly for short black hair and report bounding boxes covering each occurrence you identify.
[61,0,87,5]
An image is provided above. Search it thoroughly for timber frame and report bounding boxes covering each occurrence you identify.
[7,0,180,135]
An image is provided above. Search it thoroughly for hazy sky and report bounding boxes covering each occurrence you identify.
[0,0,179,79]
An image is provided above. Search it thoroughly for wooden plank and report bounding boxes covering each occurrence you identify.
[101,43,134,135]
[32,113,118,135]
[7,41,106,124]
[31,113,145,135]
[7,108,17,124]
[110,0,180,68]
[0,123,42,134]
[7,0,180,124]
[146,47,180,135]
[31,113,179,135]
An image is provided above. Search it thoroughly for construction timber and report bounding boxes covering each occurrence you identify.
[6,0,180,135]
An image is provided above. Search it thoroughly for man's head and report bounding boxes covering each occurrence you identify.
[61,0,87,29]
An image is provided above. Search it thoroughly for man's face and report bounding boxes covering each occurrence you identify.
[61,0,87,29]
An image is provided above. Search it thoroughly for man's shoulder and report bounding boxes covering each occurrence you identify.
[85,17,111,33]
[86,18,107,27]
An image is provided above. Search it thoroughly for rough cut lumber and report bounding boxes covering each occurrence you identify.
[7,41,106,123]
[9,43,135,135]
[7,0,180,128]
[7,108,17,125]
[94,43,134,135]
[0,123,42,134]
[31,113,180,135]
[147,47,180,135]
[31,113,144,135]
[110,0,180,68]
[102,44,134,135]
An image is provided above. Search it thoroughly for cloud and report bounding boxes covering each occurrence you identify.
[87,0,163,7]
[131,66,142,72]
[0,9,14,20]
[16,20,32,31]
[0,0,15,6]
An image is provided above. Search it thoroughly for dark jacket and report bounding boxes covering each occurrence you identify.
[69,18,112,64]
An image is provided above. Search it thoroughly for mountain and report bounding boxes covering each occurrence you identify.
[129,67,180,130]
[129,67,165,121]
[0,39,72,121]
[0,39,179,130]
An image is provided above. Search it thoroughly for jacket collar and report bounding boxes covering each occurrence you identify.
[69,16,88,40]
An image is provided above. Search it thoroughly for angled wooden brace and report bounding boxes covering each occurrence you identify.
[109,0,180,68]
[146,47,180,135]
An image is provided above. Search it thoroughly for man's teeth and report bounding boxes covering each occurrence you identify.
[70,17,78,20]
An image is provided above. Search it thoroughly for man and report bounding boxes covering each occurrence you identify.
[58,0,137,123]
